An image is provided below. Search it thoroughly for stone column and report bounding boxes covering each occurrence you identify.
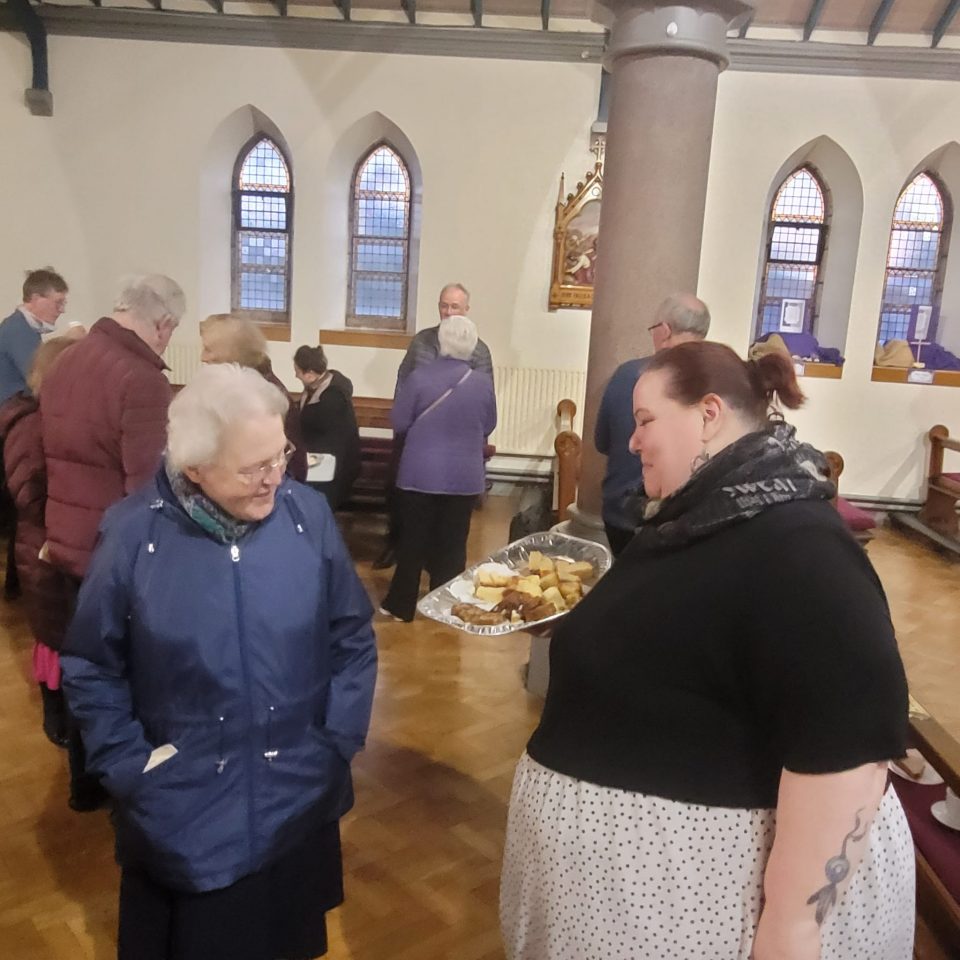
[565,0,753,539]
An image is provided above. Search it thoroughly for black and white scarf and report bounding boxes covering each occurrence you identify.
[630,421,834,554]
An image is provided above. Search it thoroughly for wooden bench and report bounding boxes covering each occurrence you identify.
[918,425,960,539]
[823,451,877,546]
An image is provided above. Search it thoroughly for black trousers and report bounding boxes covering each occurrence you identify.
[383,490,476,621]
[604,522,635,559]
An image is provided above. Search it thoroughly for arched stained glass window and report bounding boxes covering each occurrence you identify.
[232,136,292,323]
[756,166,829,338]
[877,173,950,343]
[347,143,412,331]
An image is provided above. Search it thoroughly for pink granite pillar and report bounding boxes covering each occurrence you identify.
[568,1,753,536]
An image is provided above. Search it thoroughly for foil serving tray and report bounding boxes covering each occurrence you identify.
[417,531,612,636]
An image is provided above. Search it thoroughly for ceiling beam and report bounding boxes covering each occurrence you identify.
[401,0,416,25]
[6,0,53,115]
[868,0,895,45]
[738,12,753,39]
[471,0,482,28]
[803,0,827,41]
[334,0,351,21]
[541,0,549,32]
[933,0,960,47]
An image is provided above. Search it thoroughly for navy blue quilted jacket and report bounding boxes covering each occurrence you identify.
[61,468,377,893]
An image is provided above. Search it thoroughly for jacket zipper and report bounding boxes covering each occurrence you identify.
[230,542,258,873]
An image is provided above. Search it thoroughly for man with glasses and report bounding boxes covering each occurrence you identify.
[0,268,69,405]
[594,293,710,557]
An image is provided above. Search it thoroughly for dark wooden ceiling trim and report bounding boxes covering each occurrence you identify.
[8,6,960,80]
[803,0,827,41]
[867,0,895,45]
[933,0,960,48]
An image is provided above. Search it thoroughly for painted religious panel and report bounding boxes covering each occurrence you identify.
[549,145,603,311]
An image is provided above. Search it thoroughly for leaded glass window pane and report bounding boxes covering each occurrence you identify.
[348,144,412,329]
[755,166,827,339]
[231,137,292,320]
[877,173,948,344]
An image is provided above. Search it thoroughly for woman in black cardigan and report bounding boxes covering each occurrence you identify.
[293,345,360,511]
[501,341,913,960]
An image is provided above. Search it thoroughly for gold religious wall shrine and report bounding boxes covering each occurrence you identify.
[549,137,605,311]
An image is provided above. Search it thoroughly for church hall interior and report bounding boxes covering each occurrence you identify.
[2,0,960,957]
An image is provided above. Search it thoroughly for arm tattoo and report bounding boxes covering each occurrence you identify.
[806,808,869,925]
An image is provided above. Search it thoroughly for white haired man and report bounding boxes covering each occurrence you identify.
[375,282,495,569]
[40,274,185,811]
[594,293,710,557]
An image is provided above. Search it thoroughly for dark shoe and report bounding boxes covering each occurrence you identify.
[40,684,69,748]
[69,778,109,813]
[372,546,396,570]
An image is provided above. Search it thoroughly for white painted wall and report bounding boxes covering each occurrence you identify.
[1,32,959,499]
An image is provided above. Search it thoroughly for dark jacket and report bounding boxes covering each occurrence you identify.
[60,469,377,893]
[257,359,308,483]
[595,357,650,531]
[40,317,173,580]
[0,392,74,649]
[298,370,360,510]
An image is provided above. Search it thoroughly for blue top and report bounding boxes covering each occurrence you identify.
[0,310,42,406]
[594,357,650,530]
[61,469,377,893]
[392,356,497,496]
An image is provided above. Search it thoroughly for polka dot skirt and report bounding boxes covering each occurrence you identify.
[500,753,914,960]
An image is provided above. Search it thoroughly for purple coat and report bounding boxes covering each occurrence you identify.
[391,357,496,496]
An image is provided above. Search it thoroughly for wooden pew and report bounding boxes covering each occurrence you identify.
[823,451,877,546]
[903,698,960,959]
[918,425,960,539]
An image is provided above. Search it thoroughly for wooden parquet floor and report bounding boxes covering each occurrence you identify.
[0,498,956,959]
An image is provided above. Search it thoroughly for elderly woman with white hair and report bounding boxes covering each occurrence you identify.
[60,364,377,960]
[381,315,496,622]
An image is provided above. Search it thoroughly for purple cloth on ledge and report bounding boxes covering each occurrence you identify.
[911,341,960,371]
[756,332,844,366]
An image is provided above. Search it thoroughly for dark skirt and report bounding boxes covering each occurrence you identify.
[118,819,343,960]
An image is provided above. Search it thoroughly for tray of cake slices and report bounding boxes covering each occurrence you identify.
[417,532,612,636]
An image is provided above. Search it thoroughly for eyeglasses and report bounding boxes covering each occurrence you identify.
[647,321,666,333]
[235,443,296,485]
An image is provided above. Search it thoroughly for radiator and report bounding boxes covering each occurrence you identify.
[165,342,203,386]
[165,346,587,458]
[491,366,586,457]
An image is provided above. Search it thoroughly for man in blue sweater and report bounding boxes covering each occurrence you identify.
[594,293,710,557]
[0,268,69,405]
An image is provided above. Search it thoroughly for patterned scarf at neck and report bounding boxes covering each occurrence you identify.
[164,461,254,545]
[632,421,834,554]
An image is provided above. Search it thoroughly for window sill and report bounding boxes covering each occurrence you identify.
[871,366,960,387]
[320,330,413,350]
[792,361,843,380]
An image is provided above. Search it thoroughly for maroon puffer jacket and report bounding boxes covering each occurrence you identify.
[0,393,75,649]
[40,317,173,580]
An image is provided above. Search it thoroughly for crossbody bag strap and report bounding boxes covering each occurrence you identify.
[411,368,472,426]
